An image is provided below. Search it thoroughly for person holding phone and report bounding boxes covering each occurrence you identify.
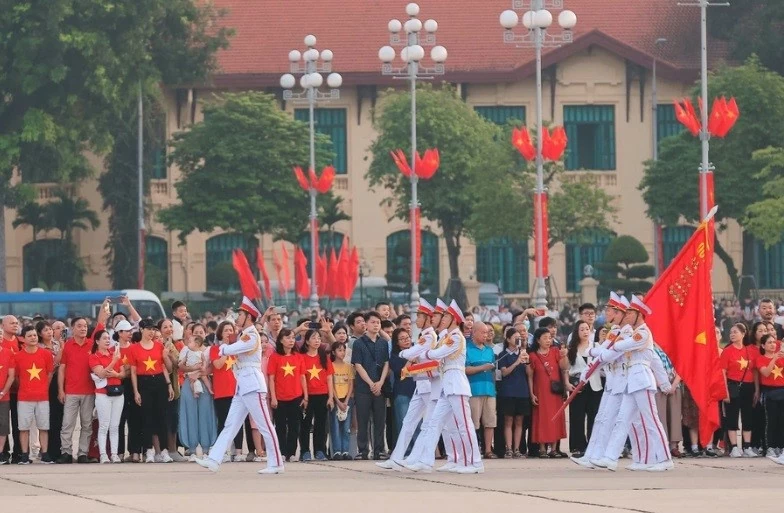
[497,327,530,459]
[89,330,126,463]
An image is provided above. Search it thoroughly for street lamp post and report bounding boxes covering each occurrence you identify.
[651,37,667,278]
[379,2,447,315]
[500,2,577,312]
[280,35,343,309]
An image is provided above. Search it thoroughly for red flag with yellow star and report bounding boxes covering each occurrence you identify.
[644,207,726,446]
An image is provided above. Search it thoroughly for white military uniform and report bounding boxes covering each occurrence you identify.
[405,327,482,472]
[205,324,283,470]
[601,323,672,467]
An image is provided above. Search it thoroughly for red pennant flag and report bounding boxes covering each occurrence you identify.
[534,192,549,277]
[232,249,261,301]
[327,248,339,299]
[682,99,702,136]
[293,166,310,191]
[417,148,440,179]
[644,213,725,446]
[348,246,360,300]
[390,149,412,177]
[337,239,350,301]
[707,97,724,137]
[308,168,318,190]
[255,248,272,301]
[549,126,568,161]
[511,127,536,161]
[314,166,336,194]
[294,247,310,299]
[273,246,286,295]
[316,250,328,297]
[715,97,739,138]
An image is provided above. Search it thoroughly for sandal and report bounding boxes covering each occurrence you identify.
[513,450,524,459]
[483,452,497,459]
[504,448,513,459]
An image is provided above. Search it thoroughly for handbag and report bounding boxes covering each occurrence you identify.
[728,348,750,400]
[106,384,124,397]
[536,352,564,396]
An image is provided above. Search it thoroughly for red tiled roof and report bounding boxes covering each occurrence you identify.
[209,0,730,88]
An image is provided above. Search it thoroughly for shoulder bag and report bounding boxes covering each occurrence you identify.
[727,348,749,400]
[536,351,564,396]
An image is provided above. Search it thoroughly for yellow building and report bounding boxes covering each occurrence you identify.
[4,1,779,303]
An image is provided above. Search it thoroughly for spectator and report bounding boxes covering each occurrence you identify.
[159,318,187,462]
[566,304,597,344]
[129,318,175,463]
[89,329,126,463]
[15,326,55,464]
[749,321,768,454]
[528,327,568,458]
[388,328,415,439]
[171,300,189,328]
[565,320,603,458]
[205,321,218,346]
[395,315,412,333]
[209,321,243,463]
[36,320,63,461]
[299,330,334,462]
[115,322,141,462]
[759,298,784,340]
[58,301,109,464]
[375,302,392,321]
[757,334,784,459]
[178,335,217,461]
[351,311,390,460]
[497,327,530,458]
[330,341,353,460]
[268,328,306,462]
[720,323,755,458]
[466,321,497,458]
[346,312,366,348]
[652,339,683,458]
[0,329,14,464]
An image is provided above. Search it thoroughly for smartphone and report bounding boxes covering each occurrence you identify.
[274,306,287,315]
[308,322,321,330]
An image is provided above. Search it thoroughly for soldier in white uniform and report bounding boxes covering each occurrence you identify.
[196,297,284,475]
[593,295,673,472]
[403,300,483,474]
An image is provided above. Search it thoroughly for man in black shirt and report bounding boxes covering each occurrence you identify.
[351,311,390,460]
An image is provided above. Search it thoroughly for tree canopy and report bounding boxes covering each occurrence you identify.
[743,146,784,247]
[709,1,784,76]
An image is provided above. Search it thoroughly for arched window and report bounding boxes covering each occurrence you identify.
[145,236,169,292]
[298,232,346,278]
[386,230,440,297]
[206,233,248,291]
[476,238,529,293]
[662,226,695,268]
[23,240,65,290]
[565,230,615,292]
[754,237,784,289]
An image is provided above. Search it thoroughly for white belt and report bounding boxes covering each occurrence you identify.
[234,363,259,370]
[627,361,651,368]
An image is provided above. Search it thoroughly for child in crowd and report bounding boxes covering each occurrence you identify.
[179,336,212,398]
[330,341,353,460]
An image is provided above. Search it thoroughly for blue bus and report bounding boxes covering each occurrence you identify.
[0,290,166,321]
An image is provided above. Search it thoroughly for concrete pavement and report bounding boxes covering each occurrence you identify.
[1,457,780,513]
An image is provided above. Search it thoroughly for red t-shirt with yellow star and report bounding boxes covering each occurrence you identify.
[210,345,238,400]
[757,354,784,387]
[0,346,15,402]
[119,344,134,369]
[300,353,334,396]
[61,323,104,395]
[15,347,54,401]
[129,341,165,376]
[268,352,303,401]
[720,344,755,383]
[88,351,123,394]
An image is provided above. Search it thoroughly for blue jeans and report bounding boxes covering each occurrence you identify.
[394,395,412,435]
[330,398,352,455]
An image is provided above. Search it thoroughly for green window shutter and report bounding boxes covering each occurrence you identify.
[656,104,684,151]
[206,234,248,291]
[754,237,784,289]
[476,238,529,293]
[474,106,526,126]
[564,105,615,171]
[151,148,167,179]
[145,236,169,291]
[662,226,695,267]
[294,108,348,174]
[298,231,346,278]
[565,230,614,292]
[386,230,440,301]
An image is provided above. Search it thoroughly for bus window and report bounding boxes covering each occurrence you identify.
[11,301,50,318]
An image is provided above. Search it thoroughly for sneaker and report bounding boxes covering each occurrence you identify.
[704,448,719,458]
[222,453,232,463]
[743,447,759,458]
[645,460,675,472]
[570,455,595,469]
[375,459,395,470]
[341,452,350,460]
[456,464,485,474]
[169,451,187,462]
[145,449,156,463]
[332,452,343,461]
[17,454,31,465]
[99,454,110,464]
[0,455,8,465]
[730,447,743,458]
[766,447,778,458]
[300,451,312,462]
[257,466,284,474]
[188,454,198,462]
[246,453,256,463]
[57,454,73,464]
[159,449,173,463]
[436,462,457,472]
[403,462,433,473]
[111,454,122,463]
[231,454,244,462]
[354,453,368,460]
[195,457,220,472]
[774,453,784,466]
[590,458,617,471]
[626,462,650,471]
[374,451,389,461]
[40,453,54,464]
[315,451,327,461]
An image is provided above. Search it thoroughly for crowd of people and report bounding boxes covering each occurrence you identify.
[1,293,784,469]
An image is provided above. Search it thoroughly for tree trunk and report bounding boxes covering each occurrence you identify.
[442,227,468,307]
[714,235,739,297]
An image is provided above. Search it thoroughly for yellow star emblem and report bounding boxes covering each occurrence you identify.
[282,362,296,377]
[143,356,157,371]
[121,355,129,365]
[737,357,748,371]
[225,356,237,370]
[772,365,784,381]
[307,364,322,380]
[27,363,43,381]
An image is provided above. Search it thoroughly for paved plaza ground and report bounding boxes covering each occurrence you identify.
[1,457,779,513]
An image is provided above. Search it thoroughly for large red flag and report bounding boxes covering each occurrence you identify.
[280,243,292,294]
[231,249,261,301]
[348,246,360,299]
[273,246,286,296]
[644,208,725,446]
[255,248,272,302]
[336,240,350,301]
[316,250,328,297]
[327,248,339,299]
[294,247,310,299]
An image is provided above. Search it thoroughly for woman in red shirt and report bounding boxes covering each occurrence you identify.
[114,321,141,462]
[89,330,126,463]
[749,321,769,454]
[757,334,784,458]
[209,321,244,462]
[130,319,174,463]
[298,330,334,461]
[268,328,307,462]
[527,327,568,458]
[720,323,755,457]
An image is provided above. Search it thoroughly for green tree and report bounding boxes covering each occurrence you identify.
[596,235,654,294]
[158,92,333,261]
[744,146,784,246]
[46,190,100,243]
[0,0,232,290]
[367,85,511,305]
[708,2,784,76]
[12,202,53,242]
[639,57,784,295]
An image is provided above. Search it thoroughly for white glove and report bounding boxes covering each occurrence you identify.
[579,368,588,382]
[660,382,672,394]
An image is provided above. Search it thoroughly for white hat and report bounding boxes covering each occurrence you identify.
[629,295,652,316]
[619,296,631,309]
[418,298,435,316]
[239,296,262,320]
[114,320,133,332]
[608,291,626,312]
[435,298,448,314]
[446,300,466,324]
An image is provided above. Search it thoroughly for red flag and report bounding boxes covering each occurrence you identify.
[280,243,291,294]
[255,248,272,301]
[540,126,553,160]
[231,249,261,301]
[336,239,350,300]
[413,207,422,283]
[715,97,739,138]
[294,247,310,299]
[707,97,724,137]
[316,250,328,297]
[390,149,412,177]
[549,126,568,160]
[682,99,702,136]
[314,166,336,194]
[644,212,725,446]
[512,127,535,161]
[293,166,310,191]
[534,192,549,277]
[273,246,286,295]
[417,148,440,179]
[348,246,360,300]
[327,248,339,299]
